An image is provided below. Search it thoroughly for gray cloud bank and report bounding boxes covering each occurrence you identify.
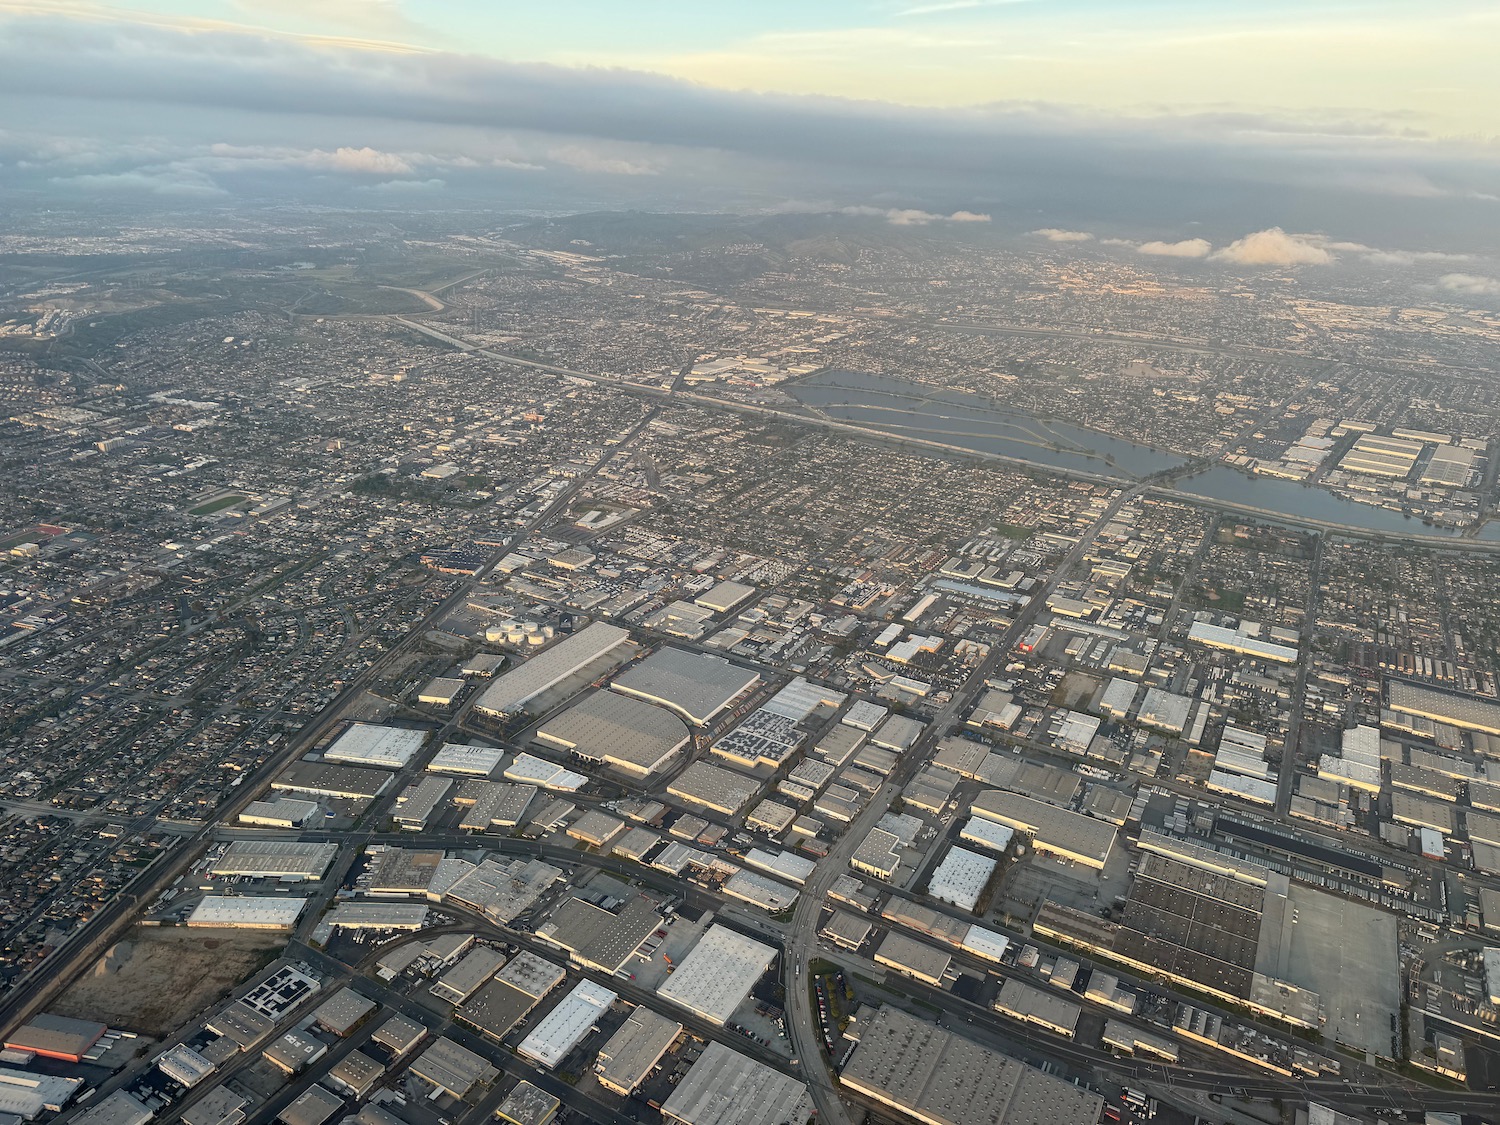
[0,13,1497,250]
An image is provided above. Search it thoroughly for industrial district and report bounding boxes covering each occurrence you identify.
[3,209,1500,1125]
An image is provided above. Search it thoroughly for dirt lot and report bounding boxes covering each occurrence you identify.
[51,926,284,1036]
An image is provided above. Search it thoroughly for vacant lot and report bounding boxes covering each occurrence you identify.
[52,926,283,1036]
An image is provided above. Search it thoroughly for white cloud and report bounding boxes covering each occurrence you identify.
[356,177,445,193]
[842,205,987,225]
[306,145,412,174]
[886,207,943,225]
[1438,273,1500,296]
[50,167,226,197]
[1361,248,1472,266]
[1032,228,1092,241]
[1137,238,1212,258]
[1211,227,1332,266]
[547,144,657,176]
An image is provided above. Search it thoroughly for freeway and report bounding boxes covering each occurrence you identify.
[392,316,1500,554]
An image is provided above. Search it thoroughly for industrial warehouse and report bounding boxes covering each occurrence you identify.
[210,840,339,882]
[593,1006,682,1096]
[533,690,691,778]
[658,1042,811,1125]
[656,925,775,1025]
[1034,852,1332,1032]
[516,980,617,1070]
[609,646,762,726]
[970,789,1117,869]
[321,723,427,769]
[838,1007,1105,1124]
[473,622,636,718]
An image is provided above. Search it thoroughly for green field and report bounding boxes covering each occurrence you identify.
[188,494,247,516]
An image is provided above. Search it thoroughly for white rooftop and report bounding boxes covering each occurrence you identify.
[516,980,616,1069]
[428,743,504,776]
[656,925,774,1025]
[505,753,588,791]
[324,723,426,769]
[927,847,996,912]
[187,896,307,928]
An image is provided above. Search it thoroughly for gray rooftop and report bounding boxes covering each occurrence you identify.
[840,1006,1105,1125]
[594,1005,682,1093]
[611,646,761,725]
[535,690,690,775]
[658,1041,811,1125]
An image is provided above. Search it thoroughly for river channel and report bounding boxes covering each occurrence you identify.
[786,370,1492,541]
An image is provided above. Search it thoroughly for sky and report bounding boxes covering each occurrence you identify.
[1,1,1498,256]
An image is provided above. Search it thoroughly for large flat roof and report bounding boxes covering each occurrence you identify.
[324,723,426,768]
[993,978,1081,1036]
[494,950,567,999]
[656,925,774,1025]
[187,896,308,928]
[611,647,761,725]
[4,1013,106,1059]
[535,690,689,776]
[667,761,758,816]
[874,932,951,984]
[839,1006,1105,1125]
[517,980,617,1070]
[927,847,997,913]
[659,1042,811,1125]
[212,840,338,879]
[495,1082,559,1125]
[428,743,504,776]
[457,980,541,1042]
[272,761,391,799]
[970,790,1116,868]
[475,622,633,717]
[539,894,662,974]
[1388,679,1500,735]
[410,1037,498,1099]
[695,580,756,613]
[1187,621,1298,664]
[595,1005,682,1094]
[1000,761,1081,807]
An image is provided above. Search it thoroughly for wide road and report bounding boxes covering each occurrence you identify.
[783,478,1149,1125]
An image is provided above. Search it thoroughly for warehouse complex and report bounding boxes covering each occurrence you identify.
[187,896,308,930]
[1387,679,1500,736]
[593,1007,682,1096]
[516,980,616,1070]
[4,1015,107,1063]
[666,761,758,816]
[427,743,504,776]
[211,841,338,882]
[322,723,426,769]
[1035,852,1323,1029]
[271,762,392,800]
